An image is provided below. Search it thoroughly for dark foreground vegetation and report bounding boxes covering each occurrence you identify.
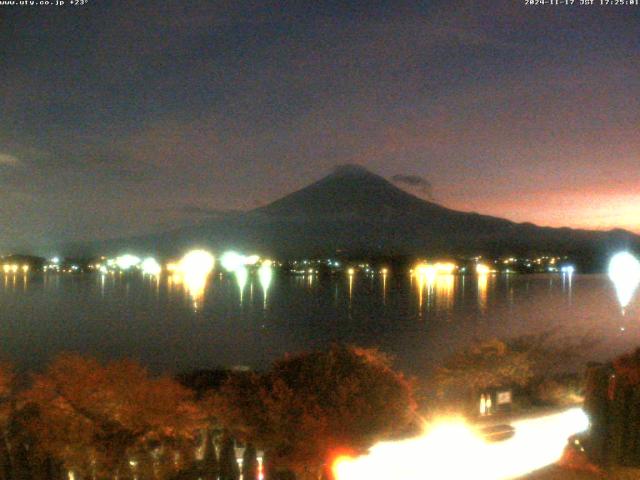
[0,346,416,480]
[581,348,640,467]
[0,333,593,480]
[519,348,640,479]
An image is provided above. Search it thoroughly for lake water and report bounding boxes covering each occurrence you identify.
[0,271,638,376]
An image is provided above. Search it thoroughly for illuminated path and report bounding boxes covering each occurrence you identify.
[333,407,589,480]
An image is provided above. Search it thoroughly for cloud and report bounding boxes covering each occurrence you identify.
[391,174,433,199]
[0,153,19,166]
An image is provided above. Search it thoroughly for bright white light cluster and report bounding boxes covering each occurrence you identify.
[141,257,162,276]
[220,251,250,295]
[220,251,247,272]
[258,260,273,291]
[174,250,216,309]
[608,251,640,310]
[333,408,589,480]
[220,251,269,271]
[235,266,248,292]
[115,254,141,270]
[476,264,491,275]
[220,251,273,300]
[413,262,457,282]
[179,250,215,277]
[100,254,162,276]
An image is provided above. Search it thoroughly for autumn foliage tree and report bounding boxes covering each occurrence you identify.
[0,362,68,480]
[0,347,416,480]
[215,345,416,480]
[242,443,258,480]
[434,338,534,400]
[218,433,240,480]
[23,354,205,480]
[0,362,16,479]
[0,362,15,431]
[431,332,595,413]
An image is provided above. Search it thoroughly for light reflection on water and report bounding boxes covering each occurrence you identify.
[0,272,638,375]
[435,274,454,312]
[477,273,489,313]
[382,272,387,305]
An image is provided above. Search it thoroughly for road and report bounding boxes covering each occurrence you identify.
[332,407,590,480]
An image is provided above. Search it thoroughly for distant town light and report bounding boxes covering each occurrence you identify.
[141,257,162,276]
[115,254,141,270]
[414,263,437,282]
[245,254,260,265]
[434,262,456,274]
[179,250,215,309]
[166,262,178,272]
[476,264,490,275]
[179,250,215,277]
[220,251,246,272]
[258,261,273,293]
[235,266,248,292]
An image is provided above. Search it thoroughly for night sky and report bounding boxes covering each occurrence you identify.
[1,0,639,251]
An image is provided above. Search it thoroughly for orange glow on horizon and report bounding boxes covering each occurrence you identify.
[446,191,640,234]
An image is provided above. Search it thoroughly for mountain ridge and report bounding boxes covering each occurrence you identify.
[62,165,640,269]
[254,164,458,219]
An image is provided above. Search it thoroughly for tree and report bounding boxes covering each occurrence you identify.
[507,330,596,377]
[430,332,596,412]
[177,369,234,399]
[433,338,534,405]
[0,363,15,480]
[218,433,239,480]
[217,345,416,480]
[200,428,219,480]
[0,363,65,480]
[612,348,640,385]
[208,370,266,442]
[24,353,205,480]
[242,443,258,480]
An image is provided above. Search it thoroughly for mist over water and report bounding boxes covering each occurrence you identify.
[0,272,637,375]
